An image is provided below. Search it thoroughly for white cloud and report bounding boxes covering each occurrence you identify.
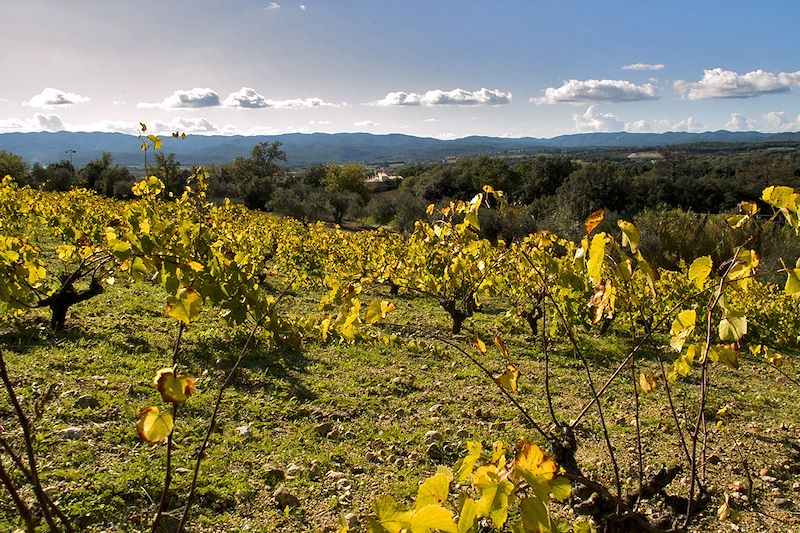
[423,118,438,122]
[372,88,511,106]
[138,88,221,110]
[224,87,268,108]
[268,97,341,108]
[112,100,126,105]
[622,63,665,71]
[309,120,331,125]
[572,105,624,132]
[725,113,756,131]
[266,2,280,10]
[23,88,89,108]
[0,113,65,132]
[763,111,800,132]
[76,117,223,135]
[534,79,658,104]
[354,120,379,127]
[674,68,800,100]
[299,4,306,10]
[624,116,704,133]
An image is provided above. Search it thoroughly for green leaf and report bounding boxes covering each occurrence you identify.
[785,267,800,296]
[550,476,572,502]
[718,312,747,342]
[519,496,549,533]
[166,287,203,324]
[464,210,480,231]
[688,256,713,289]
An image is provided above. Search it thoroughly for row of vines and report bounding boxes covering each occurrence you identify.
[0,159,798,532]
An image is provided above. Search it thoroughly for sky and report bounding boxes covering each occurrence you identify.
[2,0,800,139]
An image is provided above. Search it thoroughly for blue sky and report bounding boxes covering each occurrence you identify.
[1,0,799,138]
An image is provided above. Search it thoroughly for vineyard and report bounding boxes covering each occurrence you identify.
[0,170,799,532]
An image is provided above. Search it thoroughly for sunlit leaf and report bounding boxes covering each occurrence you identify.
[718,312,747,342]
[474,337,487,354]
[550,476,572,502]
[670,309,696,351]
[584,209,604,236]
[415,468,452,509]
[587,233,608,285]
[372,496,412,533]
[472,465,514,529]
[617,220,639,252]
[494,335,509,360]
[136,406,173,444]
[409,504,457,533]
[457,441,483,483]
[638,372,657,394]
[512,441,557,496]
[166,287,203,324]
[153,367,195,404]
[688,256,712,289]
[457,497,478,533]
[494,364,520,392]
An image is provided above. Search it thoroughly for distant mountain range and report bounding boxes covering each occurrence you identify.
[1,130,799,168]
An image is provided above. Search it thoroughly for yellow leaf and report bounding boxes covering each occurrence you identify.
[153,367,196,404]
[457,441,483,483]
[415,468,452,509]
[493,335,509,360]
[688,256,712,289]
[457,497,478,533]
[136,406,173,444]
[372,496,413,533]
[474,337,487,354]
[617,220,640,252]
[584,209,605,236]
[638,372,657,394]
[512,442,557,493]
[472,465,514,529]
[409,504,457,533]
[587,233,608,285]
[494,364,520,392]
[740,201,759,216]
[670,310,696,352]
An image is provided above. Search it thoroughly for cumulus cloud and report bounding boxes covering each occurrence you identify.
[23,88,89,108]
[267,97,341,108]
[299,4,306,10]
[224,87,268,108]
[624,116,705,133]
[266,2,280,10]
[674,68,800,100]
[763,111,800,132]
[622,63,665,71]
[0,113,65,132]
[725,113,756,131]
[534,79,658,104]
[372,88,511,106]
[572,106,624,132]
[138,88,221,110]
[353,120,379,127]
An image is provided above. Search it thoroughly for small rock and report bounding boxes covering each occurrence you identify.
[336,478,352,491]
[456,428,470,439]
[326,470,347,482]
[707,454,721,465]
[314,422,333,437]
[759,468,770,477]
[774,497,791,508]
[235,425,252,437]
[57,427,84,440]
[424,430,443,444]
[273,485,300,509]
[761,475,777,483]
[309,461,322,480]
[365,451,379,462]
[391,376,403,385]
[264,467,285,483]
[792,482,800,492]
[344,512,358,529]
[426,443,442,460]
[286,464,302,477]
[428,404,443,413]
[74,396,100,409]
[344,430,356,439]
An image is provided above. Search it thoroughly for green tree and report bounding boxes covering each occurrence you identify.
[323,163,370,204]
[0,150,27,181]
[154,152,190,197]
[79,152,112,193]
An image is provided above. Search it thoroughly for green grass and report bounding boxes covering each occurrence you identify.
[0,280,799,532]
